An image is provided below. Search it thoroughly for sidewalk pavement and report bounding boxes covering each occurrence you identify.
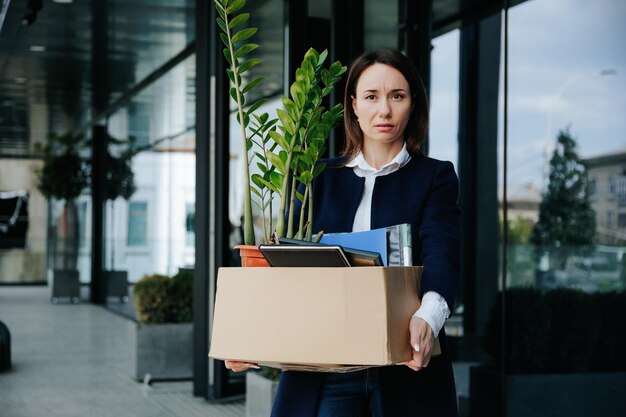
[0,285,244,417]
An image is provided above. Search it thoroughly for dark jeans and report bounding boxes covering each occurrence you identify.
[316,368,384,417]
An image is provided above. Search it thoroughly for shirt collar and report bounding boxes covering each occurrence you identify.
[346,142,411,172]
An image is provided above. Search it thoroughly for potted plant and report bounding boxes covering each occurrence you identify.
[129,269,193,380]
[214,0,346,259]
[470,287,626,417]
[34,131,89,303]
[99,134,139,302]
[213,0,347,410]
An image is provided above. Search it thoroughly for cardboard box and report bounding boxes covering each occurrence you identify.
[209,266,440,371]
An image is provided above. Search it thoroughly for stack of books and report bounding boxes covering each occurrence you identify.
[259,223,412,267]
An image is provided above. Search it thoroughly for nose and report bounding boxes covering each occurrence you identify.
[378,99,391,118]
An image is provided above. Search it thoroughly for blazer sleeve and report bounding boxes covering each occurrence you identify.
[417,161,461,312]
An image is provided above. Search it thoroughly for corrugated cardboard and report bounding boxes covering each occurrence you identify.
[209,266,440,371]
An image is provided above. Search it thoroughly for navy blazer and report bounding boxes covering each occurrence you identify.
[271,154,461,417]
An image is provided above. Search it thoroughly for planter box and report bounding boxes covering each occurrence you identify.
[246,372,279,417]
[128,321,192,380]
[104,270,128,302]
[470,366,626,417]
[51,269,79,304]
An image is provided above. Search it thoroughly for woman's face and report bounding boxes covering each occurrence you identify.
[352,63,412,148]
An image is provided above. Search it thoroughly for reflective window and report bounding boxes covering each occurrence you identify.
[127,201,148,247]
[103,53,196,286]
[363,0,398,50]
[429,29,460,170]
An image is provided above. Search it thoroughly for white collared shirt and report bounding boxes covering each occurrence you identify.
[347,143,450,337]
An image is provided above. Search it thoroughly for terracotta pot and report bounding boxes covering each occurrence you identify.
[234,245,270,267]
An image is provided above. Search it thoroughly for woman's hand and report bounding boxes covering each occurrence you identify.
[224,360,260,372]
[399,316,434,372]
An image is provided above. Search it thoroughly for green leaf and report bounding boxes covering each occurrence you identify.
[269,131,288,151]
[222,48,232,65]
[217,17,228,34]
[229,87,238,103]
[295,67,307,85]
[313,162,326,177]
[270,171,282,189]
[226,69,237,84]
[237,58,262,75]
[213,0,226,17]
[321,69,331,87]
[246,98,266,116]
[303,48,318,67]
[303,60,315,82]
[282,97,297,119]
[266,151,286,174]
[234,43,259,59]
[330,61,347,76]
[251,174,265,190]
[228,12,249,29]
[290,83,304,107]
[300,171,314,184]
[220,33,231,49]
[276,109,295,136]
[318,49,328,66]
[279,150,288,164]
[226,0,246,14]
[255,176,280,194]
[242,76,264,94]
[257,162,267,173]
[250,184,263,198]
[296,191,304,203]
[232,27,257,44]
[300,153,313,165]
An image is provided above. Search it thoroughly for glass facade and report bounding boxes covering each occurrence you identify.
[1,0,624,412]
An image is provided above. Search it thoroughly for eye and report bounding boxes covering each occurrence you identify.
[364,94,376,100]
[391,93,405,100]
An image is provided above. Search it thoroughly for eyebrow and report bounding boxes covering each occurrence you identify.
[361,89,408,94]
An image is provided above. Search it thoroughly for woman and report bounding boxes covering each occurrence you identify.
[227,48,460,417]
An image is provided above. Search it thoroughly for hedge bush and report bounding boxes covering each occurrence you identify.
[133,270,193,323]
[485,287,625,374]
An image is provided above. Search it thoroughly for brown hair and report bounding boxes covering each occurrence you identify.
[342,49,429,159]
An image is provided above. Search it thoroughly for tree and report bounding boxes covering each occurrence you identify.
[35,132,89,270]
[531,128,596,269]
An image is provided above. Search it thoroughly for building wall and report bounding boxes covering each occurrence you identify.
[587,159,626,244]
[0,158,47,282]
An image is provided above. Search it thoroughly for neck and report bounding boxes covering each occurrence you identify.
[361,140,404,170]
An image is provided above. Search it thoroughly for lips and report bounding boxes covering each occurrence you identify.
[374,123,394,131]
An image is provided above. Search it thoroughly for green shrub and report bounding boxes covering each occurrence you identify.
[170,269,193,323]
[485,287,552,374]
[545,288,600,373]
[133,271,193,323]
[593,291,626,372]
[485,287,625,374]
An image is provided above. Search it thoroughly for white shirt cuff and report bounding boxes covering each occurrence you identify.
[412,291,450,337]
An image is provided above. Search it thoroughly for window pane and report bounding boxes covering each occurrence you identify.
[127,202,147,246]
[429,29,460,170]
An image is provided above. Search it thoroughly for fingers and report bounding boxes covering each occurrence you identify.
[224,360,260,372]
[399,360,422,372]
[407,316,435,372]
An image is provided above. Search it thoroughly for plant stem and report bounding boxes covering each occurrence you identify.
[306,181,314,241]
[286,173,298,238]
[298,186,309,237]
[223,5,254,245]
